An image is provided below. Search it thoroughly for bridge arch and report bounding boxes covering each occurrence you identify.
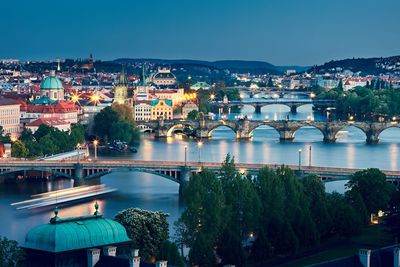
[293,125,326,141]
[334,125,367,142]
[248,123,280,139]
[84,168,181,183]
[208,124,237,138]
[166,123,195,137]
[136,124,156,134]
[258,104,291,112]
[0,168,73,179]
[378,125,400,142]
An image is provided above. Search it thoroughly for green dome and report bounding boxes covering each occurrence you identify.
[40,71,64,90]
[23,214,131,253]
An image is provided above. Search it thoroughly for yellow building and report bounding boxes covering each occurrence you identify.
[149,88,184,107]
[0,98,21,138]
[150,99,173,120]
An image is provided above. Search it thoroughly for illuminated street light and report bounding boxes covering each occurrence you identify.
[76,143,81,164]
[197,141,203,163]
[310,92,316,98]
[184,145,188,166]
[210,94,215,100]
[93,140,99,160]
[90,93,101,105]
[70,93,81,103]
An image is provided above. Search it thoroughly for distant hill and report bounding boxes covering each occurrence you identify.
[114,58,284,75]
[313,55,400,75]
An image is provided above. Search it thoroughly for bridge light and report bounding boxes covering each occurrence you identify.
[210,94,215,100]
[310,92,316,98]
[348,116,354,123]
[392,116,397,123]
[239,169,246,175]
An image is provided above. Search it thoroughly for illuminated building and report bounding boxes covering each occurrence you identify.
[0,98,20,138]
[40,70,65,101]
[150,99,173,120]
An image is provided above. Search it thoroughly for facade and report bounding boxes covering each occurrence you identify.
[151,67,177,86]
[26,118,70,133]
[113,68,132,105]
[182,101,199,119]
[0,98,20,138]
[150,99,173,120]
[190,81,211,90]
[149,89,184,107]
[40,70,65,101]
[22,100,79,124]
[134,101,152,121]
[317,77,340,90]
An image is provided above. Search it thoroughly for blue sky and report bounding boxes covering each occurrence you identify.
[1,0,399,65]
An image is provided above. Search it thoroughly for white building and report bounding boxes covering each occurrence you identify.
[134,101,152,121]
[0,98,20,138]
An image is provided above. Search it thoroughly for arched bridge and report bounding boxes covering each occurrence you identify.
[1,160,400,191]
[137,119,400,143]
[209,99,335,113]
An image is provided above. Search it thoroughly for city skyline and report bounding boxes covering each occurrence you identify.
[1,0,399,66]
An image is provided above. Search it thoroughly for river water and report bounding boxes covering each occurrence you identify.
[1,104,399,243]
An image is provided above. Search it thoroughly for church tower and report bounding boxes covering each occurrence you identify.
[113,66,129,105]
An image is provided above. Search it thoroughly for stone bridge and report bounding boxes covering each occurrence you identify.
[1,160,400,193]
[137,118,400,143]
[209,99,335,113]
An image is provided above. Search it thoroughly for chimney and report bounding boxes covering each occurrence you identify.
[394,247,400,267]
[358,249,371,267]
[130,249,140,267]
[103,246,117,257]
[87,248,101,267]
[156,260,168,267]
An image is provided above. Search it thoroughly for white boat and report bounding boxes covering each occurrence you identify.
[11,184,117,210]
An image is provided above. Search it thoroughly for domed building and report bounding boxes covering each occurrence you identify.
[151,67,177,86]
[23,203,135,267]
[40,70,65,101]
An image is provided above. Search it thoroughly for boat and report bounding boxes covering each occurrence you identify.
[130,147,138,153]
[11,184,117,210]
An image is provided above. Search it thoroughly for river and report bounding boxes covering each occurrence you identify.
[1,104,399,243]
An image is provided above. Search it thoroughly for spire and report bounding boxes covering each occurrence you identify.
[117,65,127,85]
[94,201,102,217]
[50,206,61,223]
[57,58,61,72]
[141,63,147,86]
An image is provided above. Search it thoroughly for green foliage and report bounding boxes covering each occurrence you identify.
[186,110,199,121]
[93,106,140,144]
[346,168,395,215]
[317,86,400,120]
[0,236,25,267]
[114,208,169,261]
[11,141,29,158]
[157,240,185,267]
[177,158,395,265]
[0,126,11,143]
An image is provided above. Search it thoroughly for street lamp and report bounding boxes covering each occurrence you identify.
[197,141,203,163]
[298,149,302,171]
[184,145,188,166]
[76,143,81,165]
[210,94,215,101]
[93,140,98,160]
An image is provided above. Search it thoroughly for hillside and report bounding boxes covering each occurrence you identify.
[314,55,400,75]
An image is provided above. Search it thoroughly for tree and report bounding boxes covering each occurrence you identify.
[114,208,169,261]
[157,241,185,267]
[186,110,199,121]
[11,141,29,158]
[178,169,225,265]
[346,168,395,215]
[93,106,119,142]
[0,126,11,143]
[112,103,135,124]
[33,124,54,142]
[0,236,25,267]
[110,120,139,145]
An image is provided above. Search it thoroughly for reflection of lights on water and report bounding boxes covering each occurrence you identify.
[346,144,355,169]
[390,144,398,170]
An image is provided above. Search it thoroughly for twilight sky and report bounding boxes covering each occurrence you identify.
[1,0,399,66]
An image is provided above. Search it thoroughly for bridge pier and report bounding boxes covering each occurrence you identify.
[179,166,191,195]
[74,164,84,180]
[279,130,295,141]
[366,133,379,144]
[290,105,297,113]
[254,105,262,114]
[323,132,337,143]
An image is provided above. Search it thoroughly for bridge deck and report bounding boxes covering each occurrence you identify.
[0,160,399,178]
